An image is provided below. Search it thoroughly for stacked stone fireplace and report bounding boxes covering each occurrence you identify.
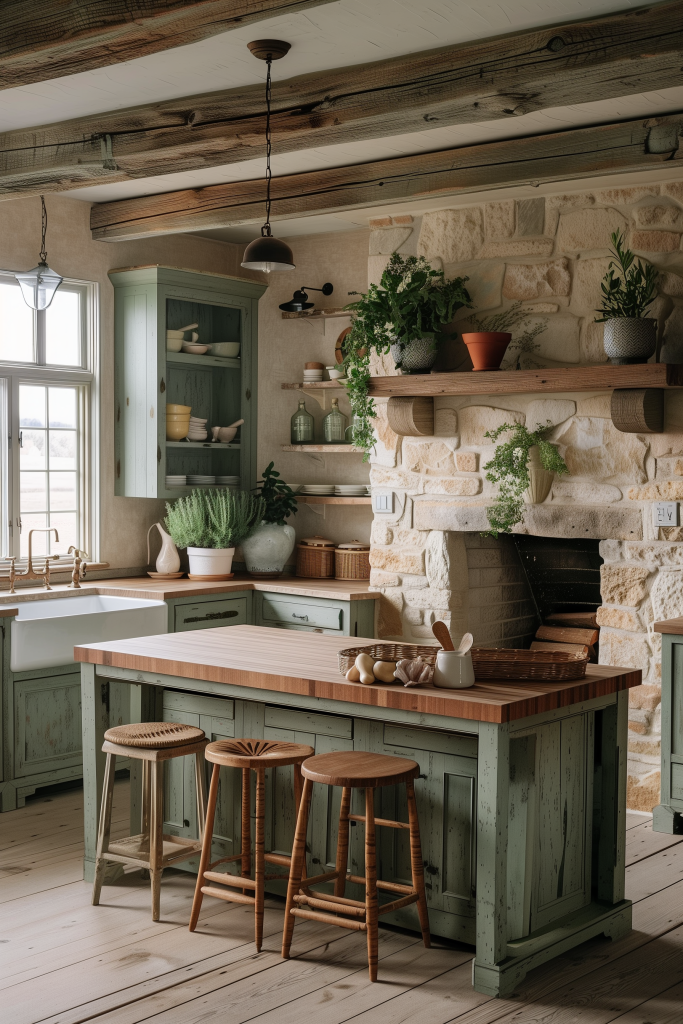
[366,176,683,811]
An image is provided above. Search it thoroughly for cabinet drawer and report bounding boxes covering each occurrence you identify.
[383,724,477,759]
[260,596,343,632]
[265,705,353,740]
[174,597,248,632]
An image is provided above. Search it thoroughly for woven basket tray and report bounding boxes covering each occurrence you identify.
[471,648,589,682]
[338,643,437,676]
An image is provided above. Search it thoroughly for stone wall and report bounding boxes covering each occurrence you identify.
[367,178,683,812]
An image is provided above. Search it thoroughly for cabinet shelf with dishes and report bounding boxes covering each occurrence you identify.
[282,444,363,453]
[111,266,265,499]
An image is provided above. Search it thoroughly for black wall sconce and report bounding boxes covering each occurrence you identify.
[279,283,333,312]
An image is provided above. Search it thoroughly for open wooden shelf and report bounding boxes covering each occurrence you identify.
[166,441,240,450]
[282,444,363,453]
[281,307,352,320]
[281,381,346,390]
[367,363,683,397]
[296,496,371,505]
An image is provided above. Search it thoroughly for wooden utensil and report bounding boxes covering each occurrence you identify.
[458,632,474,655]
[432,621,454,651]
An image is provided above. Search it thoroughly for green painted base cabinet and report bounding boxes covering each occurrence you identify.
[654,630,683,834]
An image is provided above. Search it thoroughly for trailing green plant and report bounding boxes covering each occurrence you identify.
[464,301,548,370]
[165,488,265,549]
[595,230,658,321]
[343,253,470,458]
[483,422,568,537]
[253,462,298,525]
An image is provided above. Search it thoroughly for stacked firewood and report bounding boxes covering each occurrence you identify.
[530,611,599,662]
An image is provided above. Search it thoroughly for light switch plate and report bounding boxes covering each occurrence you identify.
[653,501,679,527]
[372,490,394,514]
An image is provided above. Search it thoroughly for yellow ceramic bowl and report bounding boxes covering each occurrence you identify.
[166,421,190,440]
[166,404,191,414]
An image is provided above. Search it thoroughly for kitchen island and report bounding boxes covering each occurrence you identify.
[75,625,640,997]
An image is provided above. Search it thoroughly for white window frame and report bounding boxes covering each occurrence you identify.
[0,273,99,565]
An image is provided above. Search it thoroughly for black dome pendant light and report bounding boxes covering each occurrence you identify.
[241,39,295,273]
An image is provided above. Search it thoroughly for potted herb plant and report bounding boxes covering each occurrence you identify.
[596,230,658,364]
[241,462,299,577]
[462,302,547,371]
[343,253,470,457]
[483,422,568,537]
[165,488,265,577]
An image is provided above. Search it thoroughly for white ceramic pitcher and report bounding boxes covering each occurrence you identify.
[147,522,181,574]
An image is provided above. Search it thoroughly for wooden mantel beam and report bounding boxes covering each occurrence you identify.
[0,1,335,89]
[90,112,683,240]
[4,0,683,197]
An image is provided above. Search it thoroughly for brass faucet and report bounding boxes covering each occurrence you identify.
[2,528,60,593]
[67,546,89,589]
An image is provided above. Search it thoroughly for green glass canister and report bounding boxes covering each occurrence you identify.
[323,397,347,443]
[291,399,315,444]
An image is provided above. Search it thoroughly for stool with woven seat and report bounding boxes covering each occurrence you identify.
[92,721,208,921]
[189,739,315,951]
[282,749,430,981]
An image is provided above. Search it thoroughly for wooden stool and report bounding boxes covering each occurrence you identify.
[189,738,315,951]
[282,749,430,981]
[92,722,208,921]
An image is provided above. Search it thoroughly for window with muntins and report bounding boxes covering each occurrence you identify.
[0,273,97,562]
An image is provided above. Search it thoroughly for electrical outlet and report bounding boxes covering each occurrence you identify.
[372,490,394,514]
[653,502,679,527]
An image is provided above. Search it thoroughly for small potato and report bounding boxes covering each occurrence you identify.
[373,660,397,683]
[359,671,376,685]
[355,652,376,685]
[346,665,361,682]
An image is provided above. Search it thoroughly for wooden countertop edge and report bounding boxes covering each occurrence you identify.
[653,617,683,635]
[74,647,641,725]
[0,607,18,617]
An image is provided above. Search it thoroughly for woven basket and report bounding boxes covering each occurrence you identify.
[296,542,335,578]
[335,547,370,580]
[338,643,438,676]
[471,648,589,682]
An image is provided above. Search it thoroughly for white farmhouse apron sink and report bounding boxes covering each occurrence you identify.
[10,595,168,673]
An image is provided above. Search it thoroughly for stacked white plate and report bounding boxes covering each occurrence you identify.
[187,415,208,441]
[334,484,368,496]
[300,483,335,495]
[166,474,187,487]
[188,474,216,486]
[217,476,240,486]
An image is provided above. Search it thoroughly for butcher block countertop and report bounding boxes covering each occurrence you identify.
[654,616,683,635]
[0,575,378,605]
[0,607,17,617]
[74,624,641,725]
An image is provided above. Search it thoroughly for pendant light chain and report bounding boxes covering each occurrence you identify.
[263,56,273,236]
[39,195,48,264]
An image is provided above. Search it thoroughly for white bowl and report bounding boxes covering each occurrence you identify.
[210,342,241,358]
[182,344,209,354]
[327,368,345,379]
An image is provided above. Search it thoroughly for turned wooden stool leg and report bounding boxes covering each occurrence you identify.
[92,752,116,906]
[364,787,379,982]
[195,748,207,841]
[149,761,164,921]
[254,766,266,952]
[190,762,220,931]
[282,776,312,959]
[406,778,430,948]
[241,767,251,893]
[334,786,351,898]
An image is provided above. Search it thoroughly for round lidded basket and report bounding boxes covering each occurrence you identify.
[335,540,370,580]
[296,535,335,578]
[338,643,438,676]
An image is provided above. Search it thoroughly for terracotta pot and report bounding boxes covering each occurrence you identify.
[462,331,512,371]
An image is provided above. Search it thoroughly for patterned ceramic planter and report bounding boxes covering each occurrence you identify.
[390,334,437,373]
[603,318,657,365]
[241,521,296,577]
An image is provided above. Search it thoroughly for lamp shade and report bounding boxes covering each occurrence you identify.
[241,234,295,273]
[15,262,63,310]
[279,289,314,312]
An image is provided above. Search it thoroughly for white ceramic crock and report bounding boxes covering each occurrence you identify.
[433,650,475,689]
[187,546,235,576]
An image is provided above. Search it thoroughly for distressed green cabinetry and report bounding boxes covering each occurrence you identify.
[254,590,375,638]
[110,266,265,499]
[654,629,683,833]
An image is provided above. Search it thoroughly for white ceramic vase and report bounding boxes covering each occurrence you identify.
[241,521,296,577]
[433,650,475,689]
[187,547,235,576]
[147,522,181,574]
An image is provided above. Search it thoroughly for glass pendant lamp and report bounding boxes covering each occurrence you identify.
[15,197,63,310]
[241,40,295,273]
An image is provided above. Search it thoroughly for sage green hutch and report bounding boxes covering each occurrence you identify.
[110,266,266,499]
[653,615,683,834]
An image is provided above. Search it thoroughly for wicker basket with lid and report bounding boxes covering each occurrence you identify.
[335,540,370,580]
[296,536,335,578]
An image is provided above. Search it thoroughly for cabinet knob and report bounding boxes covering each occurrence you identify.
[292,613,309,621]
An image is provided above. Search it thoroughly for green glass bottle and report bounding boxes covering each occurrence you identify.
[345,413,363,446]
[290,399,314,444]
[323,397,347,443]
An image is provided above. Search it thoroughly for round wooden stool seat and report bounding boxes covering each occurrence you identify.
[104,721,205,749]
[301,749,419,788]
[205,738,314,769]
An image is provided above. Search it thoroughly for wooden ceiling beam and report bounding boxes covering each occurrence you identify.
[0,0,335,89]
[89,112,683,240]
[3,0,683,197]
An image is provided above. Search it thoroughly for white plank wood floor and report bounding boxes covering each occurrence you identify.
[1,788,682,1024]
